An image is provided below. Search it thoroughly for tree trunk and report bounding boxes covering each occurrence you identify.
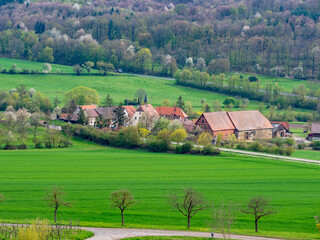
[255,219,258,232]
[34,125,37,140]
[54,207,58,223]
[187,216,190,229]
[121,210,124,226]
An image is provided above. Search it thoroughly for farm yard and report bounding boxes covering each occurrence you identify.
[0,146,320,240]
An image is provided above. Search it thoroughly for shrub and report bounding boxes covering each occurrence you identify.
[31,69,39,74]
[235,142,247,150]
[248,75,258,82]
[34,139,45,149]
[4,144,18,150]
[1,69,7,73]
[267,145,279,154]
[202,145,220,155]
[312,141,320,150]
[17,144,27,149]
[175,142,193,154]
[285,147,295,156]
[276,147,285,155]
[248,142,264,152]
[58,138,73,148]
[21,68,30,74]
[147,139,169,152]
[272,137,285,147]
[44,139,53,149]
[285,138,295,146]
[118,126,141,148]
[298,143,306,149]
[190,148,201,154]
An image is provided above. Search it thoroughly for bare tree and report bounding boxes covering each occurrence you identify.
[110,190,136,226]
[211,201,239,239]
[169,188,207,228]
[242,196,277,232]
[44,186,73,223]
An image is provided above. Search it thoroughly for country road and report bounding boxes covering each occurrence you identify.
[84,227,283,240]
[219,147,320,165]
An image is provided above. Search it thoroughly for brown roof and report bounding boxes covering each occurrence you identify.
[122,105,136,117]
[80,105,97,110]
[95,107,116,120]
[137,104,159,117]
[85,108,99,118]
[311,123,320,134]
[197,111,235,132]
[59,113,78,122]
[228,110,273,131]
[271,121,290,131]
[155,106,188,119]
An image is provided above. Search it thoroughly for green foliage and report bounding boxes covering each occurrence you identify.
[175,142,193,154]
[312,141,320,150]
[65,86,99,105]
[170,129,187,143]
[117,126,141,148]
[202,145,220,155]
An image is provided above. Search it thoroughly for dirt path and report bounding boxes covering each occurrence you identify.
[84,227,283,240]
[219,147,320,165]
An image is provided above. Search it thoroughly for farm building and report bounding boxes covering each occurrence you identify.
[84,108,99,126]
[271,121,290,138]
[308,123,320,140]
[227,110,273,140]
[122,105,136,118]
[155,106,188,120]
[195,111,235,139]
[130,104,159,129]
[95,107,117,128]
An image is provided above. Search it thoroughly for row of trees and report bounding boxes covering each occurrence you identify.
[13,186,276,237]
[175,69,320,114]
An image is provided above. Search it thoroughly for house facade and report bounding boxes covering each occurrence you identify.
[130,104,159,129]
[195,111,235,139]
[122,105,136,126]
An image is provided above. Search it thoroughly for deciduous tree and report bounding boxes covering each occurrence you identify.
[44,186,73,223]
[242,196,277,232]
[169,188,207,228]
[110,190,136,226]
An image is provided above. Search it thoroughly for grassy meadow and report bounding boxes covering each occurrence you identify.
[0,146,320,239]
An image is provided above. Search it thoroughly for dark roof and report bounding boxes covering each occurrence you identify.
[95,107,117,119]
[196,111,235,132]
[271,121,290,131]
[311,123,320,134]
[59,113,78,122]
[155,106,188,119]
[228,110,273,131]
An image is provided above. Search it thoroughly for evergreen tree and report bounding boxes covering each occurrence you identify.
[53,97,60,107]
[176,96,185,110]
[78,108,86,125]
[110,7,114,15]
[107,20,115,40]
[103,94,114,107]
[113,102,127,127]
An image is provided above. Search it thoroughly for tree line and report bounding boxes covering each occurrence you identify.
[0,0,320,79]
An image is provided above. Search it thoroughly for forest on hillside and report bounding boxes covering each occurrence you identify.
[0,0,320,79]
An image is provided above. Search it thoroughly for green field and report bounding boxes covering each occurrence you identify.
[0,146,320,240]
[123,237,214,240]
[0,71,265,112]
[0,57,75,74]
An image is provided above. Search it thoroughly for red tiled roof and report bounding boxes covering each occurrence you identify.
[271,121,290,131]
[137,104,159,117]
[155,106,188,119]
[228,110,273,131]
[80,105,97,110]
[122,105,136,117]
[197,111,235,132]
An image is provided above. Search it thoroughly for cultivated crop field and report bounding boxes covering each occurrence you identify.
[0,146,319,239]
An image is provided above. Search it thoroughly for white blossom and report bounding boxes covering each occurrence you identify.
[255,12,262,18]
[28,88,36,97]
[185,57,194,67]
[73,3,80,11]
[127,45,135,56]
[78,34,98,45]
[168,3,175,9]
[43,63,52,73]
[162,55,172,66]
